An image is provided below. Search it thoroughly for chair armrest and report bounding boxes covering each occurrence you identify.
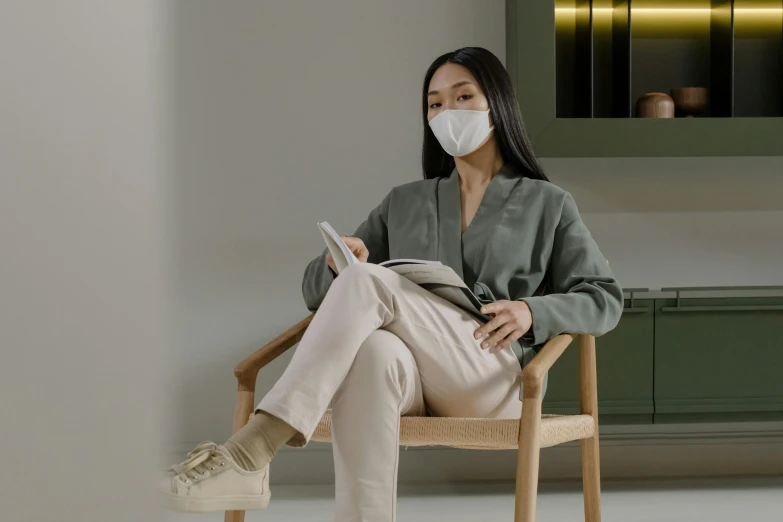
[519,334,574,399]
[234,314,314,388]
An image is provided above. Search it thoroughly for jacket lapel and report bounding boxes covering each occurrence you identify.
[436,165,525,283]
[436,169,465,281]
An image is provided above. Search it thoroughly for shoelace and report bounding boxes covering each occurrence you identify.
[169,442,227,483]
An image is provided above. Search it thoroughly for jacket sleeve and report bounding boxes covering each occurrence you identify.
[520,192,623,345]
[302,192,392,311]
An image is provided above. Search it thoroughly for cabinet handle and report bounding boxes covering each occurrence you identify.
[622,307,649,314]
[660,305,783,313]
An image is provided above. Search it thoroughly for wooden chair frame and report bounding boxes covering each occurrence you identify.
[224,314,601,522]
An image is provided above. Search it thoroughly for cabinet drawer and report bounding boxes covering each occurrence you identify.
[654,297,783,415]
[543,299,654,421]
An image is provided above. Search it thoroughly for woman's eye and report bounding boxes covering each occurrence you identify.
[458,94,473,101]
[429,102,441,109]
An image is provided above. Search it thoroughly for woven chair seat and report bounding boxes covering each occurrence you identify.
[311,411,594,450]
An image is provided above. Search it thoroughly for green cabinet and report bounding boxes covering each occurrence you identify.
[506,0,783,157]
[542,291,783,424]
[654,295,783,422]
[543,298,655,423]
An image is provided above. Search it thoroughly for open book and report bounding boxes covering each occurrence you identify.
[318,221,489,321]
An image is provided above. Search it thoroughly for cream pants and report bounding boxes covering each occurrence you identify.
[258,263,523,522]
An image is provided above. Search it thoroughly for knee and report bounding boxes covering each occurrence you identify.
[333,330,418,410]
[352,330,405,377]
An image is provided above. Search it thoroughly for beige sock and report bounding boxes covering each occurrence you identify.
[223,411,298,471]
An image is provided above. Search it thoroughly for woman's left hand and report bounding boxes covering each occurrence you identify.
[474,300,533,350]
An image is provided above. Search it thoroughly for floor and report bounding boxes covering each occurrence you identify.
[159,477,783,521]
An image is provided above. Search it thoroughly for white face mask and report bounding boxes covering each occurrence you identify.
[428,109,494,157]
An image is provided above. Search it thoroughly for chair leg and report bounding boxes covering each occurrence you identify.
[581,435,601,522]
[579,335,601,522]
[224,387,256,522]
[515,396,542,522]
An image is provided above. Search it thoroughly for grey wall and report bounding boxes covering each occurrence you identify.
[169,0,506,446]
[0,1,172,520]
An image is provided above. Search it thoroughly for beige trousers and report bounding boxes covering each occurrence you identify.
[258,262,522,522]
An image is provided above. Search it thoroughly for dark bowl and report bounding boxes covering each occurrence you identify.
[670,87,709,115]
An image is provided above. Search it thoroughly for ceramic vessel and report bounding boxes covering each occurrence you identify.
[670,87,709,117]
[636,93,675,118]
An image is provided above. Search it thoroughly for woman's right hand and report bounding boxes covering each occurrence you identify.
[326,236,369,273]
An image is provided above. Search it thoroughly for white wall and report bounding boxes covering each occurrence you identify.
[544,156,783,289]
[0,1,172,520]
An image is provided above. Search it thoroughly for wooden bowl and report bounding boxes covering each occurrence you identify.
[636,93,675,118]
[670,87,708,117]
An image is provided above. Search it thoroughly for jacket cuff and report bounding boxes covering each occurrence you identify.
[519,296,554,347]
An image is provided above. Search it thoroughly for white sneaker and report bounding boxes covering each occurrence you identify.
[160,442,270,512]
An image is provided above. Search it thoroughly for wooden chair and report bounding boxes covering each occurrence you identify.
[225,314,602,522]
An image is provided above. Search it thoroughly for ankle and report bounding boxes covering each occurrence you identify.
[223,411,297,472]
[223,438,264,472]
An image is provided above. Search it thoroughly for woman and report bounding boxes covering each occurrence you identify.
[162,47,623,520]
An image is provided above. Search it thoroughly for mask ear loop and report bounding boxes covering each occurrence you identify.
[485,109,495,132]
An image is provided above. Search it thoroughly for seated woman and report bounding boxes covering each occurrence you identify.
[161,46,623,521]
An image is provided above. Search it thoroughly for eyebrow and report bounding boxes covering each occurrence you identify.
[428,80,474,96]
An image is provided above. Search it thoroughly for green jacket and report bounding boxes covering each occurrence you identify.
[302,164,623,368]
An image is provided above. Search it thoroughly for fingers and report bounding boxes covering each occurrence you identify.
[480,324,516,350]
[479,301,507,316]
[473,305,511,339]
[356,246,369,262]
[473,300,527,350]
[342,237,370,263]
[496,330,523,351]
[325,253,337,273]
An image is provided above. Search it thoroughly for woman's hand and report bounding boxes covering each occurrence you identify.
[326,236,369,273]
[473,300,533,350]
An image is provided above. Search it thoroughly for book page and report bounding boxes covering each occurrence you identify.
[318,221,358,273]
[383,264,467,287]
[379,259,442,268]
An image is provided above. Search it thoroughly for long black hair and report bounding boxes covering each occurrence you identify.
[421,47,549,182]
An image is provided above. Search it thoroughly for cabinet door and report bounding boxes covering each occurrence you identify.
[542,299,655,423]
[654,297,783,419]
